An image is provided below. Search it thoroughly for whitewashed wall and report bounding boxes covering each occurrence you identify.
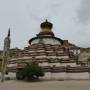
[39,62,77,67]
[60,63,77,67]
[58,56,69,59]
[39,62,49,66]
[43,72,51,79]
[31,38,61,45]
[50,63,61,67]
[43,72,90,80]
[36,56,69,59]
[51,72,66,79]
[67,72,90,79]
[7,63,17,67]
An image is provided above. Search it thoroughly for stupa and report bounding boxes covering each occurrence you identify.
[8,20,90,80]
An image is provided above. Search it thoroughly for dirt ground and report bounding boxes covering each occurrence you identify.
[0,80,90,90]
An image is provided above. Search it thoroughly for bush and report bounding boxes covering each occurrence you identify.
[16,63,44,81]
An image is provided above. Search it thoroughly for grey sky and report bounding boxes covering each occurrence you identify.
[0,0,90,50]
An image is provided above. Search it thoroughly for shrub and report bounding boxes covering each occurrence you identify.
[16,63,44,81]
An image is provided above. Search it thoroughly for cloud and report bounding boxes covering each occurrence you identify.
[77,0,90,23]
[0,0,90,49]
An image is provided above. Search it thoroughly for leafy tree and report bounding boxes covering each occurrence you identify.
[16,63,44,81]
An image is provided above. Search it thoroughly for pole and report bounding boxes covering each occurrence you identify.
[1,54,8,82]
[1,29,10,82]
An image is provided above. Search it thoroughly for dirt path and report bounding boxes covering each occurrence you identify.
[0,80,90,90]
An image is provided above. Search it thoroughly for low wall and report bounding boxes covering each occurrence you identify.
[67,72,90,79]
[43,72,90,80]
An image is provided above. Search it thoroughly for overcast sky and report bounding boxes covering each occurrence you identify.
[0,0,90,50]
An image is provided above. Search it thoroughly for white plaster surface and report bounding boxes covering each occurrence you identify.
[31,38,61,45]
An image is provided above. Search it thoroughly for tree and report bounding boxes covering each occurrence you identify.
[16,63,44,81]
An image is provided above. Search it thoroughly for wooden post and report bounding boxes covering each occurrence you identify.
[1,29,11,82]
[1,54,8,82]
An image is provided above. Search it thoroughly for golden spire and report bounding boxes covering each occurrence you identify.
[40,19,53,32]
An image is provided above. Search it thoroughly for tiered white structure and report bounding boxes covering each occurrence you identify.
[8,20,90,80]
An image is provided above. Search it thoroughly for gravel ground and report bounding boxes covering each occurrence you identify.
[0,80,90,90]
[0,73,90,90]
